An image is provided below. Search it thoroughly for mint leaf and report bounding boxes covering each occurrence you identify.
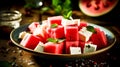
[52,0,60,7]
[86,25,96,33]
[63,10,72,19]
[47,38,65,43]
[54,5,62,14]
[47,38,58,43]
[51,23,58,28]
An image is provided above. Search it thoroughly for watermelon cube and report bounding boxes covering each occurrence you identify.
[65,26,79,41]
[20,33,41,49]
[78,21,87,30]
[90,28,107,49]
[33,25,49,43]
[44,42,64,54]
[83,43,97,53]
[62,19,80,26]
[34,42,44,52]
[70,47,81,54]
[79,41,85,52]
[65,41,79,54]
[28,22,40,33]
[48,16,63,26]
[78,27,93,42]
[19,31,27,39]
[47,25,65,39]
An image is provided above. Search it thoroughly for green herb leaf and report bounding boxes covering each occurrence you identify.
[54,5,62,14]
[52,0,60,7]
[51,23,58,28]
[63,10,72,19]
[47,38,65,43]
[47,38,58,43]
[86,25,96,33]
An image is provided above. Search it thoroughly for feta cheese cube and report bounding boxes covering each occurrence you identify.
[70,47,81,54]
[79,27,93,42]
[62,19,80,26]
[83,43,97,53]
[19,31,27,39]
[34,42,44,52]
[33,25,44,37]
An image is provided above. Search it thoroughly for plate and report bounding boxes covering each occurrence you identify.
[10,22,116,60]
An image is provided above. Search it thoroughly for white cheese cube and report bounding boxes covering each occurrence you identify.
[62,19,80,26]
[73,19,80,26]
[19,31,27,39]
[34,42,44,52]
[79,27,93,42]
[33,25,44,37]
[83,43,97,53]
[70,47,81,54]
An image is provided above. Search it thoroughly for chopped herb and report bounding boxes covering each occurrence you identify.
[47,38,58,43]
[63,10,72,19]
[47,38,65,43]
[51,23,58,28]
[86,25,96,33]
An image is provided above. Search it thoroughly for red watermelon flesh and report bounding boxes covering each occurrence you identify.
[28,22,40,33]
[48,16,63,26]
[65,26,79,41]
[44,42,64,54]
[47,25,65,39]
[90,28,107,49]
[79,0,118,17]
[65,41,79,54]
[20,33,41,49]
[33,26,49,43]
[79,41,85,52]
[78,21,87,30]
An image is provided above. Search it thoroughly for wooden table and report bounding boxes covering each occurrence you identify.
[0,7,120,67]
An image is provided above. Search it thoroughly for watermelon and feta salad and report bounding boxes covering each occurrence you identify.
[18,16,107,54]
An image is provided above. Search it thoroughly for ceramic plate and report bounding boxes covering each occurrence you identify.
[10,22,116,60]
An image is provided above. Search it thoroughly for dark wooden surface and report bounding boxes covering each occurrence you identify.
[0,3,120,67]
